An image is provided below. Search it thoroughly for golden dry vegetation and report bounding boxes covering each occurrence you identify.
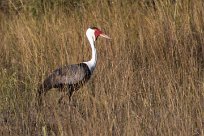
[0,0,203,135]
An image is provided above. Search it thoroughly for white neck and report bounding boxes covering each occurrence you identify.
[83,30,97,73]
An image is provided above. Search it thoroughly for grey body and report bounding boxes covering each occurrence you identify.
[37,63,91,104]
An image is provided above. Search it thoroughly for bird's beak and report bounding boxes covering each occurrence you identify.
[100,33,111,39]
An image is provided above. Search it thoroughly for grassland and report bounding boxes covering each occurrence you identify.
[0,0,203,135]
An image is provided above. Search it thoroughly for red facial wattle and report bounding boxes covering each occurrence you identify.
[94,29,102,40]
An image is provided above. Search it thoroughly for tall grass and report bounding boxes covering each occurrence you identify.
[0,0,203,135]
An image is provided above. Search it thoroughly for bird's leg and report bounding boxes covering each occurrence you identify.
[58,88,67,104]
[58,88,74,105]
[58,94,72,105]
[58,95,64,104]
[68,90,74,103]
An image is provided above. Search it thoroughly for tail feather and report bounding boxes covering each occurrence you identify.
[36,84,44,107]
[36,76,55,108]
[36,83,50,108]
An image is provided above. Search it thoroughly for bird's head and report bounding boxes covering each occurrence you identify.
[86,27,111,42]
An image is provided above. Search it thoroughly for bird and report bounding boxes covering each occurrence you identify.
[37,27,111,105]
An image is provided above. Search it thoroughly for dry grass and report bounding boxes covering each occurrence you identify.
[0,0,204,135]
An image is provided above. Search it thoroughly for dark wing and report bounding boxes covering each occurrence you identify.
[40,63,91,91]
[36,63,91,106]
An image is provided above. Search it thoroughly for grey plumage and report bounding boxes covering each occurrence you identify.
[37,63,91,105]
